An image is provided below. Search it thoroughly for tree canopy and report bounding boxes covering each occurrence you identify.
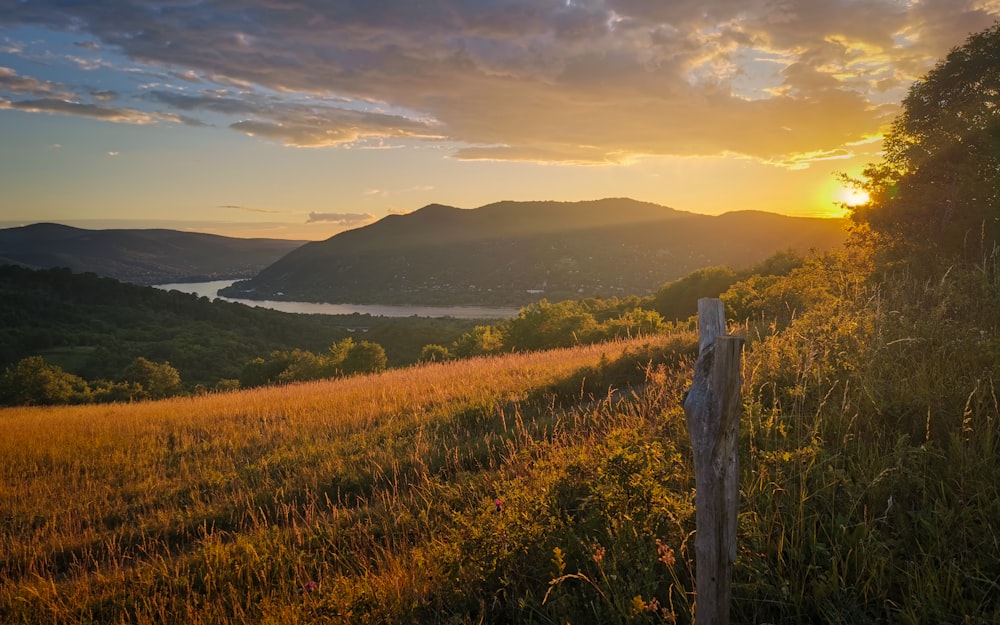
[0,356,90,406]
[854,23,1000,266]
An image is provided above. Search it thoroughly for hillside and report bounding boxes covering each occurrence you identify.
[0,336,699,624]
[4,253,999,624]
[0,223,306,285]
[0,265,478,390]
[221,198,847,306]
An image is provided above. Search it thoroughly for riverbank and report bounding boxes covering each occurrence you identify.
[154,280,521,319]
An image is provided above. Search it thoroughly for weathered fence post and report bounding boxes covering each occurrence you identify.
[683,298,744,625]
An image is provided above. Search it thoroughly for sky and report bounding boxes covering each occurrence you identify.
[1,1,998,241]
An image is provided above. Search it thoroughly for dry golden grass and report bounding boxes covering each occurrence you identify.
[0,335,693,624]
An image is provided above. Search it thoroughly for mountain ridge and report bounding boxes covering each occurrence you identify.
[224,198,847,306]
[0,223,307,285]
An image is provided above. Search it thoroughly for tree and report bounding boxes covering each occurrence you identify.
[652,266,738,321]
[240,356,275,388]
[341,340,387,375]
[853,23,1000,266]
[419,344,452,362]
[601,309,666,340]
[0,356,91,406]
[125,357,182,399]
[504,300,600,351]
[91,379,144,403]
[277,348,333,383]
[452,324,506,357]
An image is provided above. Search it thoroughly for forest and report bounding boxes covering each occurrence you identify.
[0,23,999,624]
[0,248,799,406]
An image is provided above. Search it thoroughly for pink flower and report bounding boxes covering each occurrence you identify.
[302,581,318,593]
[494,498,504,512]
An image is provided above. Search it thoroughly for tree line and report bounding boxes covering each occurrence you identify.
[0,248,807,406]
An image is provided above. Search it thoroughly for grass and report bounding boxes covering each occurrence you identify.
[3,251,1000,624]
[730,251,1000,624]
[0,334,698,624]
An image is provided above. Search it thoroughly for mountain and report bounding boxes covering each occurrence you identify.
[222,198,848,306]
[0,223,306,285]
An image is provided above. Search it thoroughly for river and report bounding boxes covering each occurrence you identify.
[153,280,521,319]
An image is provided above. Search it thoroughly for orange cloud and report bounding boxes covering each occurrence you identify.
[2,0,997,167]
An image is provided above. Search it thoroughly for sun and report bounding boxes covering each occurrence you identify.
[837,186,870,207]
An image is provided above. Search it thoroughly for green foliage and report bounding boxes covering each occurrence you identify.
[654,250,807,322]
[729,245,1000,623]
[447,298,683,359]
[505,299,600,351]
[0,265,479,403]
[653,265,738,321]
[91,379,144,403]
[418,343,452,362]
[722,250,864,331]
[0,356,91,406]
[853,23,1000,267]
[452,324,506,357]
[340,339,387,375]
[239,339,388,387]
[599,308,667,340]
[278,348,336,384]
[126,357,183,400]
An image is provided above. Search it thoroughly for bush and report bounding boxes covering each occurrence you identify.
[0,356,91,406]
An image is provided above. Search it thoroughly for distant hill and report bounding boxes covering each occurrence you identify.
[223,198,848,306]
[0,223,306,285]
[0,265,479,389]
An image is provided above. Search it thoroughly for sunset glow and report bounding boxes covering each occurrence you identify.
[2,2,999,239]
[838,187,872,208]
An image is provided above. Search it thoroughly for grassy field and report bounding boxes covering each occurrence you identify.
[1,334,700,624]
[3,251,1000,624]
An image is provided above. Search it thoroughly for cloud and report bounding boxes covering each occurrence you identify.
[1,0,998,165]
[0,66,70,97]
[768,148,856,171]
[229,113,437,148]
[220,204,282,214]
[4,98,168,124]
[306,211,375,226]
[106,151,120,157]
[149,88,440,146]
[148,90,260,115]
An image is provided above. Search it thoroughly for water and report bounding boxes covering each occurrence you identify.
[153,280,520,319]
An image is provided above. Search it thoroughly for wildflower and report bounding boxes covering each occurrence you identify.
[632,594,662,614]
[551,546,566,576]
[631,595,648,614]
[494,498,504,513]
[302,580,318,593]
[656,539,676,568]
[591,543,606,565]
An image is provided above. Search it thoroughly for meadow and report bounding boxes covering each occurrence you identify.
[1,335,702,623]
[4,243,1000,624]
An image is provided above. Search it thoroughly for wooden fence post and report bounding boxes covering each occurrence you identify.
[683,298,744,625]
